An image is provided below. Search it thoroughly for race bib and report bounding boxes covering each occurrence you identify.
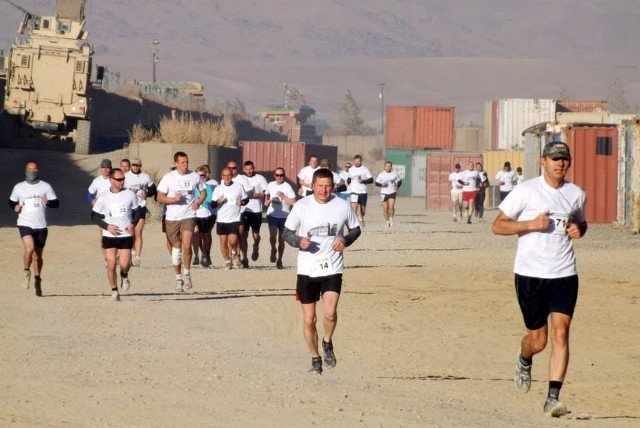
[110,204,127,218]
[549,213,569,236]
[302,255,334,276]
[23,196,42,212]
[178,179,194,195]
[380,193,386,202]
[350,193,359,203]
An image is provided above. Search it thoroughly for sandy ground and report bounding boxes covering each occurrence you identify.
[1,196,639,428]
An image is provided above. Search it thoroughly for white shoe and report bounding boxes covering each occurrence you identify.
[132,255,141,267]
[543,397,568,417]
[389,218,394,227]
[121,277,131,292]
[175,278,184,292]
[23,269,31,289]
[182,272,193,290]
[224,260,232,270]
[385,221,390,228]
[111,290,120,301]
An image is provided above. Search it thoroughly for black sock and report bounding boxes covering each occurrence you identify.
[35,275,41,280]
[520,354,533,367]
[121,272,128,278]
[548,381,563,399]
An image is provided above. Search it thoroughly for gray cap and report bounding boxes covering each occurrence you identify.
[100,159,112,168]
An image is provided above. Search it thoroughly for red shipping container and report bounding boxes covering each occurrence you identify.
[563,124,618,223]
[241,141,337,193]
[556,99,607,113]
[425,152,482,210]
[386,105,454,150]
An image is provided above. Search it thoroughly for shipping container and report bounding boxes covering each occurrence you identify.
[386,105,454,150]
[425,152,482,210]
[556,112,635,125]
[454,126,484,152]
[564,124,618,223]
[622,121,640,231]
[241,141,337,192]
[385,148,413,197]
[484,100,500,150]
[411,156,426,197]
[323,135,384,167]
[498,99,556,150]
[556,99,607,113]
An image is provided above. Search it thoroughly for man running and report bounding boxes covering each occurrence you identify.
[375,161,402,228]
[9,160,59,297]
[460,161,479,224]
[241,160,268,267]
[346,154,373,226]
[493,142,587,417]
[91,168,141,301]
[264,167,297,269]
[297,155,319,197]
[227,160,253,268]
[284,168,361,374]
[156,152,207,291]
[124,157,156,267]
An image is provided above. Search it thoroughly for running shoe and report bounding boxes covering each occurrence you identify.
[543,397,568,417]
[201,255,210,268]
[182,272,193,290]
[233,254,242,269]
[111,289,120,301]
[389,218,394,227]
[467,217,472,224]
[193,255,200,266]
[132,255,141,267]
[175,277,184,292]
[513,353,531,393]
[121,276,131,292]
[276,260,284,270]
[224,260,232,270]
[386,221,390,228]
[34,277,42,297]
[453,216,457,222]
[241,257,249,269]
[322,339,336,368]
[270,249,277,263]
[23,269,31,289]
[309,356,323,374]
[251,243,259,261]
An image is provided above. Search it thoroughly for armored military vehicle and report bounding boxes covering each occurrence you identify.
[2,0,93,153]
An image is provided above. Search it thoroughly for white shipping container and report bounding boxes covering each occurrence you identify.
[498,99,556,150]
[556,112,635,124]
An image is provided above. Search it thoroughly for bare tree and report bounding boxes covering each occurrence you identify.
[338,89,375,135]
[606,78,631,113]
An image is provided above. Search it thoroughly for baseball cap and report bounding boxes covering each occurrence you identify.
[320,159,330,168]
[100,158,112,168]
[543,142,572,160]
[454,163,461,169]
[131,158,142,165]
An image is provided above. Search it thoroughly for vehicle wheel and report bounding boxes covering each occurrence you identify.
[75,119,91,154]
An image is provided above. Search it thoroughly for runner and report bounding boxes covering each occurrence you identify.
[297,155,319,197]
[156,152,207,291]
[124,157,156,267]
[347,154,373,227]
[9,160,59,297]
[284,168,361,374]
[91,168,141,301]
[191,165,217,268]
[228,160,253,268]
[242,160,268,267]
[264,167,297,269]
[448,163,463,222]
[375,161,402,228]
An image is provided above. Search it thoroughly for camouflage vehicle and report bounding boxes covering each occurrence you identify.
[3,0,94,153]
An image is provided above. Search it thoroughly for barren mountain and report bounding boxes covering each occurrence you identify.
[2,0,640,126]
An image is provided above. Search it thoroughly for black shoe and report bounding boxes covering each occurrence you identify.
[270,249,277,263]
[322,339,336,368]
[34,277,42,297]
[309,356,323,374]
[251,243,259,261]
[467,217,472,224]
[276,260,284,269]
[241,257,249,269]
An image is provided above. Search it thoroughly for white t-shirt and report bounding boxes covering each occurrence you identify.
[157,170,204,221]
[265,181,296,218]
[92,189,139,238]
[232,174,253,213]
[460,169,479,192]
[498,176,586,279]
[244,173,268,213]
[211,182,247,223]
[285,195,359,278]
[338,170,350,188]
[10,181,58,229]
[449,171,463,193]
[347,165,372,194]
[297,165,319,195]
[124,170,155,207]
[88,176,111,200]
[496,169,518,192]
[376,171,402,195]
[516,173,524,186]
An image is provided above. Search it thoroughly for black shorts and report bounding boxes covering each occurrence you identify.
[242,211,263,232]
[381,192,397,202]
[296,274,343,304]
[18,226,48,248]
[102,236,134,250]
[267,215,287,232]
[138,206,148,220]
[515,274,579,330]
[216,221,240,236]
[350,193,368,207]
[196,215,216,233]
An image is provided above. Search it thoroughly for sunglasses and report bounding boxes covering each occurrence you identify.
[198,174,206,177]
[229,166,238,169]
[131,163,141,167]
[111,177,125,182]
[274,174,284,177]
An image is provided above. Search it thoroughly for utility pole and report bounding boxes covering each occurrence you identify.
[378,83,385,135]
[151,39,160,83]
